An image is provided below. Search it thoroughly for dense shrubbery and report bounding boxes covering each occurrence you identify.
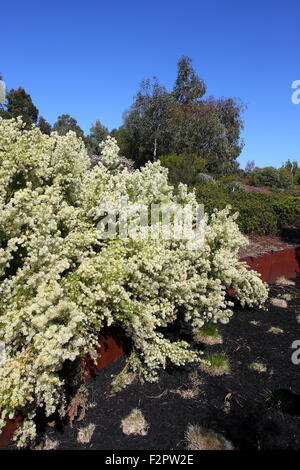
[159,154,206,185]
[194,183,300,234]
[271,196,300,227]
[0,118,268,446]
[248,166,294,191]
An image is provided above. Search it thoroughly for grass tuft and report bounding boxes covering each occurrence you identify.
[170,371,203,399]
[281,293,293,301]
[77,423,96,444]
[171,388,199,399]
[268,326,284,335]
[270,297,288,309]
[193,323,223,345]
[275,277,295,287]
[200,353,230,376]
[185,424,233,450]
[33,437,59,450]
[249,362,267,373]
[121,408,149,436]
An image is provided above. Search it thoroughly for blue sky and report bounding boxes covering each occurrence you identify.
[1,0,299,168]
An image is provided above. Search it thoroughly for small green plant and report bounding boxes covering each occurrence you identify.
[200,353,230,376]
[193,323,222,345]
[199,323,219,337]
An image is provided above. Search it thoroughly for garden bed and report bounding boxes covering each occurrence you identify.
[6,276,300,450]
[1,237,299,450]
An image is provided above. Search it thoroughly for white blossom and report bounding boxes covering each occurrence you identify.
[0,118,268,446]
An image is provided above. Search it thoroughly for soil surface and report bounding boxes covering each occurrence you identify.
[13,277,300,451]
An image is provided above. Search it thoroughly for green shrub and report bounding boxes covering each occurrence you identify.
[194,183,300,234]
[159,154,206,186]
[193,183,231,213]
[217,175,241,184]
[230,191,279,234]
[271,196,300,227]
[249,166,294,191]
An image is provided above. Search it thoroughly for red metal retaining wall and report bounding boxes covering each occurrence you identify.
[81,327,129,380]
[1,246,299,449]
[0,328,128,450]
[0,417,22,450]
[240,247,300,283]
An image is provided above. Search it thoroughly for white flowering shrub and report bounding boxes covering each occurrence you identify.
[0,118,268,446]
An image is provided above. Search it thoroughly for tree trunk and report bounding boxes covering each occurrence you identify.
[153,138,157,162]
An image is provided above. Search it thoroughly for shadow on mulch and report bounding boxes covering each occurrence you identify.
[281,225,300,245]
[23,276,300,451]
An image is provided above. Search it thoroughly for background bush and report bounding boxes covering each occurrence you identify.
[159,154,206,185]
[248,166,294,191]
[194,183,300,235]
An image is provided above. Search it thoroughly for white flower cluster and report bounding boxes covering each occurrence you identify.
[0,118,268,446]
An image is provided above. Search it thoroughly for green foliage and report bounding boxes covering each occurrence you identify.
[197,323,219,338]
[271,196,300,227]
[37,116,52,135]
[281,159,300,186]
[217,175,241,184]
[201,352,230,375]
[116,57,244,175]
[249,166,294,191]
[173,56,206,104]
[204,353,228,368]
[166,97,243,176]
[118,78,173,166]
[194,183,300,234]
[53,114,84,138]
[159,154,206,185]
[281,159,299,177]
[196,173,215,184]
[85,119,109,155]
[0,87,38,129]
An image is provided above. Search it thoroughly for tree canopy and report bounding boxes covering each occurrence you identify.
[37,116,52,135]
[114,56,244,175]
[53,114,84,138]
[0,87,38,129]
[85,119,109,155]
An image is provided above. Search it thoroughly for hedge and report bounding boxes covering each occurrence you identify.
[194,183,300,235]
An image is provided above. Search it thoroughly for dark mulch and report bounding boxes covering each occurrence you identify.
[33,276,300,450]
